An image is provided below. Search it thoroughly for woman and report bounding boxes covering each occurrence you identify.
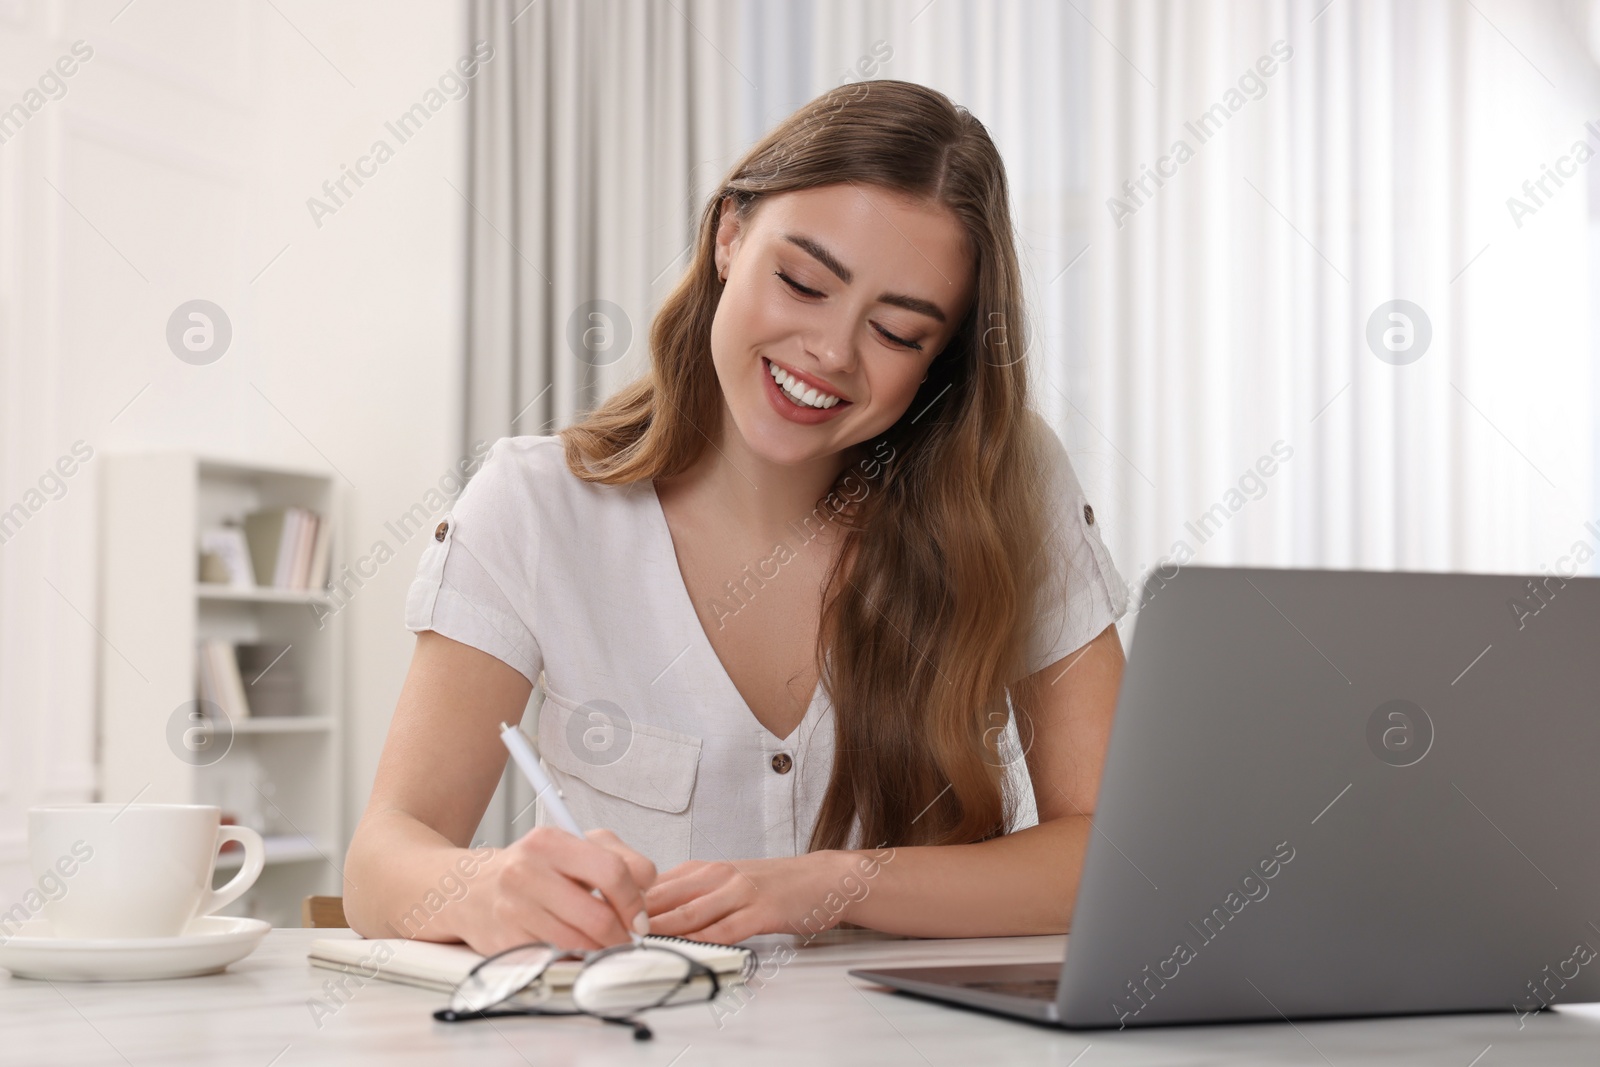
[345,79,1129,956]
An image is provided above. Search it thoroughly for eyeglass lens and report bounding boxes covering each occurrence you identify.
[570,947,699,1016]
[450,944,562,1014]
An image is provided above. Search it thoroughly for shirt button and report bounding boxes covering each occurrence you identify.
[771,753,792,774]
[434,520,449,541]
[1083,503,1095,526]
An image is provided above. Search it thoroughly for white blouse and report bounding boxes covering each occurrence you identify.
[403,411,1130,871]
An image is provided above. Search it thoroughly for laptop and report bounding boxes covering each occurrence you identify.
[851,564,1600,1028]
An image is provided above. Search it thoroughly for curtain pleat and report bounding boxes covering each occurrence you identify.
[464,0,747,462]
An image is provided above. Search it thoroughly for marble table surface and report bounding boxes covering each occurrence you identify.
[6,926,1600,1065]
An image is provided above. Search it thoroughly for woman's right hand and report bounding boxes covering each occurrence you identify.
[457,826,657,956]
[344,633,657,957]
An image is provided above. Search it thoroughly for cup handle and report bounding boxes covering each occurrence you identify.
[200,825,266,918]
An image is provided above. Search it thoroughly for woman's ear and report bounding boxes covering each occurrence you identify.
[713,195,742,280]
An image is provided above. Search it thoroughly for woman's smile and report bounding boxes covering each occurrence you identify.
[760,355,854,424]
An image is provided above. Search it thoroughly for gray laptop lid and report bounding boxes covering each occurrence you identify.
[1058,565,1600,1028]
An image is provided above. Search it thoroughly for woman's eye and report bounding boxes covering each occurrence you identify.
[874,325,923,351]
[774,270,822,298]
[774,269,924,351]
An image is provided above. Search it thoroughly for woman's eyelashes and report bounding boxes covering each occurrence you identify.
[772,269,925,351]
[774,269,822,299]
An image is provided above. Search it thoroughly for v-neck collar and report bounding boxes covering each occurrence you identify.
[644,477,826,745]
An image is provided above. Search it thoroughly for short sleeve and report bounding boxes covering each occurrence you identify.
[1019,413,1131,679]
[404,438,544,685]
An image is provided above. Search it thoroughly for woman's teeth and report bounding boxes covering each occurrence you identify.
[767,359,843,409]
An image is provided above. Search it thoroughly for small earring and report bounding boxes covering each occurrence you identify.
[718,268,727,283]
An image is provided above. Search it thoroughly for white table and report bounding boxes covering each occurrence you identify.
[8,927,1600,1065]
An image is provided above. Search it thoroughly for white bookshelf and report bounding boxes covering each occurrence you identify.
[98,452,346,928]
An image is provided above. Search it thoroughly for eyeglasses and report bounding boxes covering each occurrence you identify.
[433,941,722,1041]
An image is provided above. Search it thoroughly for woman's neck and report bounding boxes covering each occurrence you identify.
[659,401,857,545]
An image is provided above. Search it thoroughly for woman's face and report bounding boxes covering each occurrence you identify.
[709,183,975,467]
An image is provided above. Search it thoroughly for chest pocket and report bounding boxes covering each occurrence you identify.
[535,685,701,871]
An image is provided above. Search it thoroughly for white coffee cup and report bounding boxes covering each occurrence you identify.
[27,803,265,939]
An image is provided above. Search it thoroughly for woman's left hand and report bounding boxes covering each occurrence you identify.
[643,852,847,943]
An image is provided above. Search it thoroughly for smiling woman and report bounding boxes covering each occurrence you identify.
[345,79,1130,956]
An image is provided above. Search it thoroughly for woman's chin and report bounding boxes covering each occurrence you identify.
[732,411,840,466]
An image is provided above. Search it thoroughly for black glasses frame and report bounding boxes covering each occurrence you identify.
[432,940,722,1041]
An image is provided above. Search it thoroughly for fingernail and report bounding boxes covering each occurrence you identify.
[633,911,651,936]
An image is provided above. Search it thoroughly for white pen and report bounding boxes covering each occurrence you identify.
[498,722,647,944]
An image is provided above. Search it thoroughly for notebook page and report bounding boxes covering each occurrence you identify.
[640,934,753,975]
[307,937,481,986]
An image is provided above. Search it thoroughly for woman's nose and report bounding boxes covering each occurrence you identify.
[807,314,857,375]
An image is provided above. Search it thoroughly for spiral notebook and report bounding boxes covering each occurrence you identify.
[307,934,756,1009]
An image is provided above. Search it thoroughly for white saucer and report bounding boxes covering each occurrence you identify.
[0,915,271,981]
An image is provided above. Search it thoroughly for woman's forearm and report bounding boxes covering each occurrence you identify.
[343,807,492,944]
[830,815,1091,938]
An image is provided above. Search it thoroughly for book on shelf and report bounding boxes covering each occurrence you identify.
[233,642,299,718]
[307,513,332,593]
[240,506,332,591]
[196,638,250,721]
[290,510,315,589]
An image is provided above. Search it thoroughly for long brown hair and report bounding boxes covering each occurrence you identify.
[560,79,1055,851]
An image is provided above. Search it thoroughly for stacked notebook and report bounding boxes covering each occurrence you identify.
[307,935,755,1011]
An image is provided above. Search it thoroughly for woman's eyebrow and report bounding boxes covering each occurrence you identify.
[781,232,947,324]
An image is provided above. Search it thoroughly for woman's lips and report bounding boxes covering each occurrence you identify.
[761,356,852,424]
[766,356,849,404]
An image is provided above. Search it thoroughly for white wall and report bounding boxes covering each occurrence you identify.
[0,0,469,901]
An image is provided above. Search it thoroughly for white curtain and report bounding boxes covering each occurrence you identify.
[462,0,744,447]
[1079,0,1600,614]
